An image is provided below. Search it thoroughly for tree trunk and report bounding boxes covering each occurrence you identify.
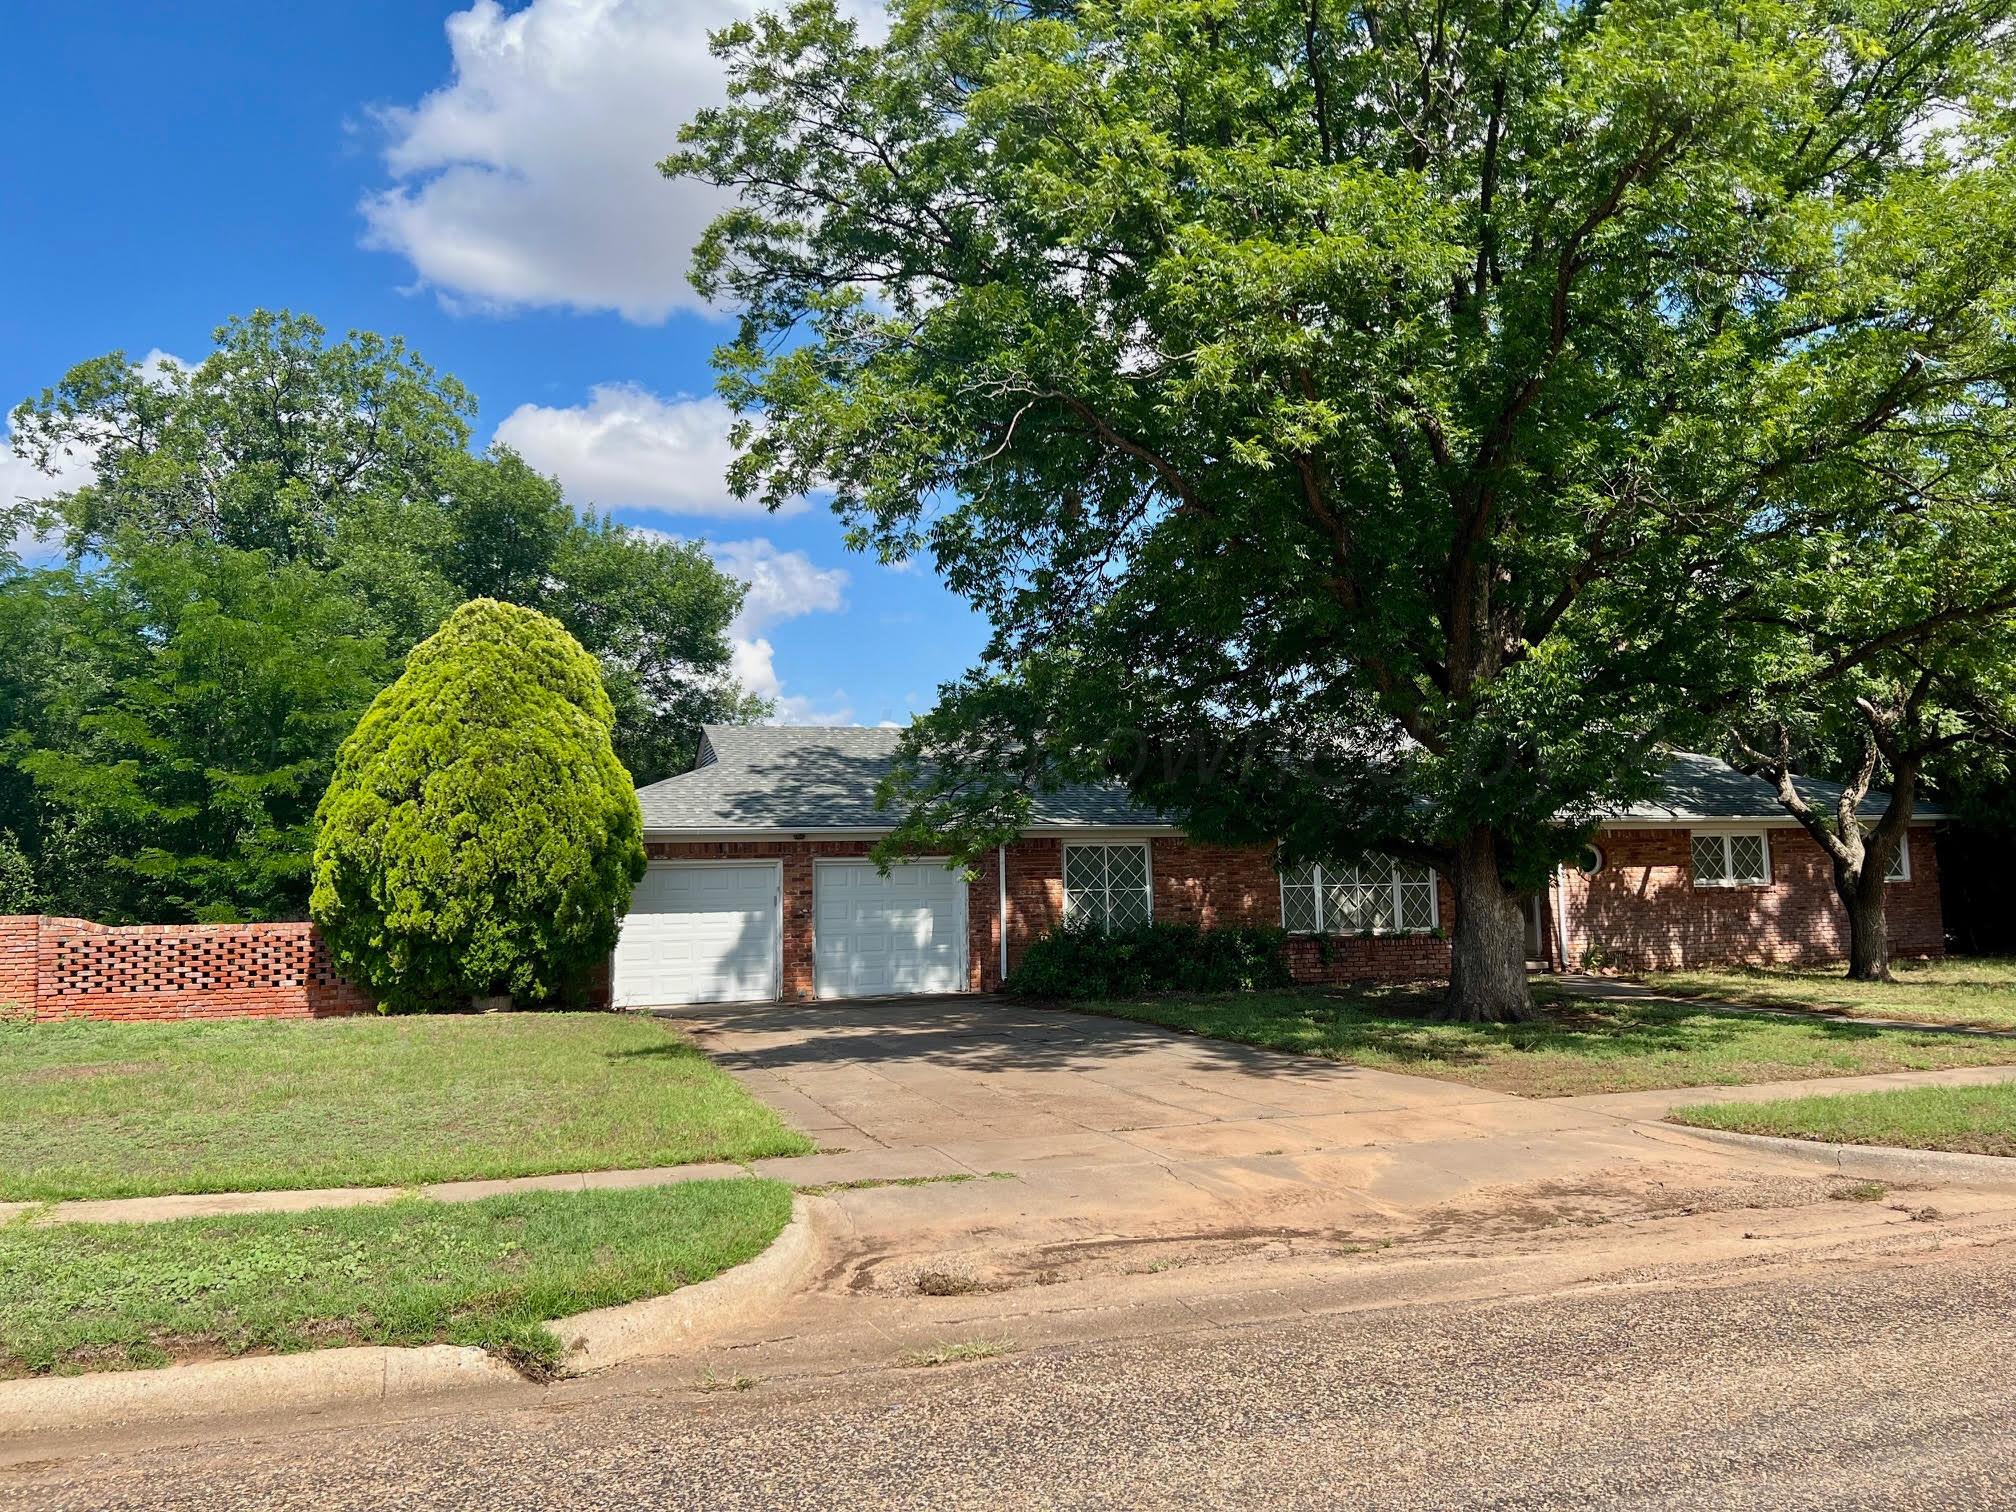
[1843,875,1891,983]
[1441,825,1535,1022]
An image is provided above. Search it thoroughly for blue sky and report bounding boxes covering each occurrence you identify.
[1,0,990,728]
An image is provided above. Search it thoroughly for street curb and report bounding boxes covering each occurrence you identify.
[0,1197,817,1443]
[1658,1123,2016,1188]
[558,1195,821,1374]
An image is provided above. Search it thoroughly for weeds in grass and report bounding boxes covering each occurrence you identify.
[693,1366,761,1393]
[796,1171,1020,1197]
[898,1337,1017,1368]
[1831,1181,1889,1202]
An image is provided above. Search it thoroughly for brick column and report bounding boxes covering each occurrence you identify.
[0,915,39,1018]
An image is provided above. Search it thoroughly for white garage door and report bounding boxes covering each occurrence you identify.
[814,860,968,999]
[613,862,779,1008]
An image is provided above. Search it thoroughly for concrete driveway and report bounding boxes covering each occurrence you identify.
[669,996,1821,1293]
[676,996,1599,1171]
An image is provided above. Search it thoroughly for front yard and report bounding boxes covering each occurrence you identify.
[1079,983,2016,1099]
[1636,958,2016,1030]
[0,1178,793,1378]
[0,1013,811,1201]
[1670,1083,2016,1158]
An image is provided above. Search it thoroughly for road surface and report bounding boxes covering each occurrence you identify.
[9,1205,2013,1511]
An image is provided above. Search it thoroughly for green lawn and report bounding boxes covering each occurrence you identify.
[1670,1082,2016,1157]
[0,1178,792,1378]
[1077,986,2016,1099]
[0,1014,810,1202]
[1637,958,2016,1030]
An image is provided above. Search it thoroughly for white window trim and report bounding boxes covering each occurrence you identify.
[1279,857,1441,936]
[1691,829,1773,888]
[1882,831,1911,883]
[1061,842,1154,930]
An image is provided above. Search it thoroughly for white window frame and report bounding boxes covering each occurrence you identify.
[1278,856,1441,935]
[1061,842,1154,931]
[1690,830,1772,888]
[1881,831,1911,883]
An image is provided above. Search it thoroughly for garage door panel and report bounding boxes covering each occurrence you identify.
[615,863,779,1007]
[815,860,966,999]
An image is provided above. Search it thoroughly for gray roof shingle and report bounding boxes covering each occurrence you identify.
[1615,750,1949,823]
[636,725,1171,832]
[636,730,1946,834]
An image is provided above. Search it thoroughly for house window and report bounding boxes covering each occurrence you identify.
[1062,843,1153,930]
[1690,831,1771,887]
[1881,832,1911,883]
[1280,856,1439,934]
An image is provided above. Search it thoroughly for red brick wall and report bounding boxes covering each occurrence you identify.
[1562,825,1944,971]
[626,824,1939,1003]
[0,915,373,1023]
[1004,838,1452,987]
[0,915,38,1019]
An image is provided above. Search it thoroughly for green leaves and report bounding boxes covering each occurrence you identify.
[310,600,647,1012]
[673,0,2016,893]
[1,308,765,923]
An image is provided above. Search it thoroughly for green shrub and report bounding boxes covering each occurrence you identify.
[1005,921,1292,1000]
[0,831,37,915]
[310,599,646,1011]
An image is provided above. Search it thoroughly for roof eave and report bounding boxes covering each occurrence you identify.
[641,822,1187,841]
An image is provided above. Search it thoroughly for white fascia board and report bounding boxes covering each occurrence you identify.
[1596,816,1795,831]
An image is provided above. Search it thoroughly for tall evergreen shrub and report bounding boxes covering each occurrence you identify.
[310,599,645,1010]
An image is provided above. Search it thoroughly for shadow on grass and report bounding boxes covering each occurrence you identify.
[1103,986,1845,1070]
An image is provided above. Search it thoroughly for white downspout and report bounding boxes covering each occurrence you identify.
[1553,863,1572,973]
[997,843,1010,987]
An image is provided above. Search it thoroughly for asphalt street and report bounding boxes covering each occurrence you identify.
[10,1225,2014,1511]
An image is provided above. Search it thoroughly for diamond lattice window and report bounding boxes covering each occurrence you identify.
[1691,831,1771,887]
[1062,844,1154,931]
[1280,855,1440,934]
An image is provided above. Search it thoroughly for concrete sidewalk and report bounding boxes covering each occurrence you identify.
[0,1160,756,1228]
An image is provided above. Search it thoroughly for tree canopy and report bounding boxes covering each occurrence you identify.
[671,0,2016,1017]
[1,311,762,921]
[311,600,646,1011]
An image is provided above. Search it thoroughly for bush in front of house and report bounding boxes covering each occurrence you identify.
[310,599,646,1012]
[1004,921,1292,1000]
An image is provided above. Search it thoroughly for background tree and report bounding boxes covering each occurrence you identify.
[671,0,2016,1019]
[311,599,647,1012]
[1,312,763,920]
[1731,502,2016,978]
[1,541,397,923]
[0,829,36,915]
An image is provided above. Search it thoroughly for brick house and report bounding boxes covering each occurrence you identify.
[615,727,1945,1006]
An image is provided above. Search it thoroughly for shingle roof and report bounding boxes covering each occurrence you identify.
[636,729,1946,834]
[1613,751,1949,823]
[635,725,1171,833]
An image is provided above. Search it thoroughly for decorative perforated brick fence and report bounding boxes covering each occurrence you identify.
[0,915,373,1023]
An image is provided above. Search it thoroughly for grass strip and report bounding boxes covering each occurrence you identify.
[0,1177,793,1378]
[1669,1082,2016,1157]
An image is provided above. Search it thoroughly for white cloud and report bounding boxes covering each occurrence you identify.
[494,384,790,516]
[2,350,189,562]
[0,439,87,562]
[705,537,852,723]
[711,537,847,633]
[360,0,755,322]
